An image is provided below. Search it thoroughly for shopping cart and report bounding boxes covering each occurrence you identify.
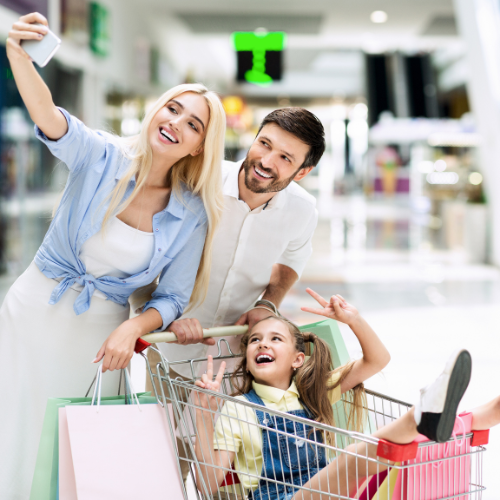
[135,327,489,500]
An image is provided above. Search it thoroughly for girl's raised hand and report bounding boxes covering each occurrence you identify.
[194,355,226,414]
[301,288,360,326]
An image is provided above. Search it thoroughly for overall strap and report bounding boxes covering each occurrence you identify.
[243,389,268,425]
[243,389,266,406]
[297,399,315,420]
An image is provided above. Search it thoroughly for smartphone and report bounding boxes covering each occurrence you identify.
[21,24,61,68]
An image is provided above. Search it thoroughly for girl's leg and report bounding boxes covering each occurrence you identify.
[293,409,418,499]
[471,395,500,430]
[293,349,472,500]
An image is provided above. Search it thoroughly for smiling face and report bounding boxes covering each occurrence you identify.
[242,123,313,194]
[148,91,210,163]
[245,318,305,389]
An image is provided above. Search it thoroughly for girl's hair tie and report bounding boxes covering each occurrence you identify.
[302,332,317,343]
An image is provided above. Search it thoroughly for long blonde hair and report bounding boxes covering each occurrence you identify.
[104,84,226,309]
[232,317,367,436]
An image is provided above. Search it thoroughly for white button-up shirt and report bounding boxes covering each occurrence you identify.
[160,160,318,372]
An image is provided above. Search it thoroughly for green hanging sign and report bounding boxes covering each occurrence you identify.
[232,31,286,87]
[89,2,110,57]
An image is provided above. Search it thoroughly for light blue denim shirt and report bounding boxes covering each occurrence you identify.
[34,108,208,330]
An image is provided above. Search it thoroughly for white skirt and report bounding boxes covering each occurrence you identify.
[0,262,129,500]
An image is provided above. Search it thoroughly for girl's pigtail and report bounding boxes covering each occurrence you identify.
[330,360,367,433]
[295,333,335,429]
[296,332,368,435]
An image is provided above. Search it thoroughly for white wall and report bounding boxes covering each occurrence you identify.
[454,0,500,266]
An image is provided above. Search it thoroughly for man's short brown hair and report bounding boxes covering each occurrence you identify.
[257,108,326,168]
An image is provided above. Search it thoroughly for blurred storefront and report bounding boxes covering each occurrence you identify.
[0,0,181,276]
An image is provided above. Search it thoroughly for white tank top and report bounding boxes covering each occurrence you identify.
[72,217,155,298]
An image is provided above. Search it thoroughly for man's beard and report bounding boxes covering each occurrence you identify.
[242,158,300,194]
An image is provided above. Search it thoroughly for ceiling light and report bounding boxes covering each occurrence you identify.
[371,11,388,23]
[434,159,447,172]
[426,172,459,185]
[418,161,434,173]
[469,172,483,185]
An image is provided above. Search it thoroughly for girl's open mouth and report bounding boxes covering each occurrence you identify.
[256,354,275,364]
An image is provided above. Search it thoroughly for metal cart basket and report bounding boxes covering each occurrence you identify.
[138,333,489,500]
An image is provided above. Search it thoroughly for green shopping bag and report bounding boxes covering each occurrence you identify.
[298,318,350,368]
[298,318,375,447]
[29,391,156,500]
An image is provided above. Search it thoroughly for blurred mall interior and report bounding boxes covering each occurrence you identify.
[1,0,500,496]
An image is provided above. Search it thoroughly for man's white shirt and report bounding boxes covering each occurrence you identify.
[159,160,318,373]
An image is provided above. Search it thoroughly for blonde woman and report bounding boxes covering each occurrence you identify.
[0,13,225,498]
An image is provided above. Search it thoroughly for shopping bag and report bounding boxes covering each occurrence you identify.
[357,470,388,499]
[300,319,376,446]
[371,467,400,500]
[59,367,183,500]
[390,466,403,500]
[30,397,90,500]
[403,412,472,500]
[30,379,153,500]
[299,318,350,368]
[358,471,387,500]
[357,467,401,500]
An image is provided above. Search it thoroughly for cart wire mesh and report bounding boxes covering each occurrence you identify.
[142,340,487,500]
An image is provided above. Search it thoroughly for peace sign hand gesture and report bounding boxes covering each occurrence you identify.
[301,288,360,326]
[194,355,226,415]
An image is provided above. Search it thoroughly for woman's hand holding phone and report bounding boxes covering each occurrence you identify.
[6,12,68,140]
[6,12,49,62]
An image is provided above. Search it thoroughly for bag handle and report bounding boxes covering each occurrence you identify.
[91,365,141,412]
[432,415,466,468]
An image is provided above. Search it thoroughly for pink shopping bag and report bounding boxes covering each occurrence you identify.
[402,412,472,500]
[59,365,183,500]
[59,404,183,500]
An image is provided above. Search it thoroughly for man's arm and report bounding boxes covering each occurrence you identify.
[262,263,298,306]
[235,264,298,329]
[236,204,318,330]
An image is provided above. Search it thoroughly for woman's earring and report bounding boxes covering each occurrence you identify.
[293,367,297,372]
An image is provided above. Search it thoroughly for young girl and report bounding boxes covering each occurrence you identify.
[193,289,496,500]
[0,12,225,498]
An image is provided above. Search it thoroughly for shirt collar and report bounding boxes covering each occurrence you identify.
[223,160,243,200]
[224,160,287,210]
[165,191,185,219]
[114,149,135,182]
[252,380,300,404]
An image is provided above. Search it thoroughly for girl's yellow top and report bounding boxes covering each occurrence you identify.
[213,373,342,491]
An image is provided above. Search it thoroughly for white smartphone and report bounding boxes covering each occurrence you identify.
[21,24,61,68]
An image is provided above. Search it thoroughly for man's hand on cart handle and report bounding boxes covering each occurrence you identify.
[168,318,215,346]
[134,325,249,353]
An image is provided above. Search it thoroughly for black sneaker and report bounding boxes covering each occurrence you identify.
[415,349,472,443]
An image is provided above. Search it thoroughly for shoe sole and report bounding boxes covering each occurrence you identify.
[436,349,472,443]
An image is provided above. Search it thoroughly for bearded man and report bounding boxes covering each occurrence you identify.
[145,107,325,380]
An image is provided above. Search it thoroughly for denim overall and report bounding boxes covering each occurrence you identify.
[244,389,327,500]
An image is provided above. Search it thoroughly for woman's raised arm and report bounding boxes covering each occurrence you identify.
[6,12,67,140]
